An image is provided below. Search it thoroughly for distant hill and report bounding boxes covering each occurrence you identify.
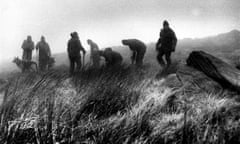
[1,29,240,76]
[176,29,240,64]
[178,29,240,53]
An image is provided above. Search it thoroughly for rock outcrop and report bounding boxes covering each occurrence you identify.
[187,51,240,92]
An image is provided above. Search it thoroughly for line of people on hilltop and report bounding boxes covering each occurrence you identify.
[21,35,54,71]
[20,20,177,75]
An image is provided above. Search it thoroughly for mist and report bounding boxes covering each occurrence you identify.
[1,0,239,62]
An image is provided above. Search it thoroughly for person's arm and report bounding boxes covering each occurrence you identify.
[156,30,162,50]
[103,54,110,66]
[49,47,51,56]
[46,43,51,56]
[131,51,137,64]
[31,42,34,50]
[78,40,86,54]
[156,38,161,48]
[21,41,26,49]
[95,43,99,51]
[36,43,39,51]
[173,32,177,45]
[171,31,177,51]
[67,40,71,54]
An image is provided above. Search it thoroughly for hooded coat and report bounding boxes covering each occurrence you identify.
[22,39,34,61]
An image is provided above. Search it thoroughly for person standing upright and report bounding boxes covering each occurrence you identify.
[36,36,51,71]
[87,39,100,68]
[67,32,86,74]
[22,35,34,61]
[156,20,177,69]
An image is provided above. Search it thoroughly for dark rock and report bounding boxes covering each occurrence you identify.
[187,51,240,92]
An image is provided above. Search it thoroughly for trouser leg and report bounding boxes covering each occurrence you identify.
[42,61,47,71]
[95,59,100,68]
[69,57,75,74]
[92,54,100,68]
[22,63,26,73]
[39,61,43,71]
[22,51,26,60]
[157,50,165,67]
[26,51,32,61]
[131,51,137,64]
[93,59,100,68]
[39,55,47,71]
[165,52,172,68]
[136,52,145,66]
[76,56,82,71]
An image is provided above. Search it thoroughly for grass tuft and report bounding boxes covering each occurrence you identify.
[0,63,240,143]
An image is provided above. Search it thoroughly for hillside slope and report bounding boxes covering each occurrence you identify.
[0,62,240,143]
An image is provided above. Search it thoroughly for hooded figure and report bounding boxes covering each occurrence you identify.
[156,20,177,68]
[122,39,146,66]
[67,32,86,74]
[22,36,34,61]
[99,48,122,67]
[36,36,51,71]
[87,39,100,68]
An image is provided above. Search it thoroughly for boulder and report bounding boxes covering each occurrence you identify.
[187,51,240,92]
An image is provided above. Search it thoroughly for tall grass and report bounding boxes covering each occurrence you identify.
[0,64,240,144]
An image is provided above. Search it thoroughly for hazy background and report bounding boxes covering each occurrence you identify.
[1,0,240,62]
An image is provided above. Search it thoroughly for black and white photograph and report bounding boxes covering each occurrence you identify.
[0,0,240,143]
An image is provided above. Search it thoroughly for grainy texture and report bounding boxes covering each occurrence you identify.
[187,51,240,92]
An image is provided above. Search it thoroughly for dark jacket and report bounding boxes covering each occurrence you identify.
[67,38,86,57]
[36,41,51,60]
[122,39,146,54]
[22,40,34,51]
[156,28,177,52]
[102,50,123,66]
[22,40,34,61]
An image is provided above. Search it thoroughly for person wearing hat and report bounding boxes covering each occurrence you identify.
[21,35,34,61]
[122,39,146,66]
[67,32,86,74]
[156,20,177,69]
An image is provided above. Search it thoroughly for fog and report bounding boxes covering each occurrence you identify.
[0,0,239,62]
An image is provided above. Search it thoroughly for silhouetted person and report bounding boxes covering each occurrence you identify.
[122,39,146,66]
[67,32,86,74]
[22,36,34,61]
[99,48,123,67]
[36,36,51,71]
[156,20,177,69]
[87,39,100,68]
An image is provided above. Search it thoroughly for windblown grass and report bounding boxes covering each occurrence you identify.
[0,64,240,144]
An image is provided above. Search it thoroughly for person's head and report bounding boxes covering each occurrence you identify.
[71,32,78,39]
[87,39,92,44]
[104,47,112,52]
[163,20,169,29]
[41,36,45,42]
[27,35,32,41]
[122,39,129,45]
[98,50,104,56]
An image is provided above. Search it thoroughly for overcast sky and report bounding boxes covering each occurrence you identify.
[0,0,240,62]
